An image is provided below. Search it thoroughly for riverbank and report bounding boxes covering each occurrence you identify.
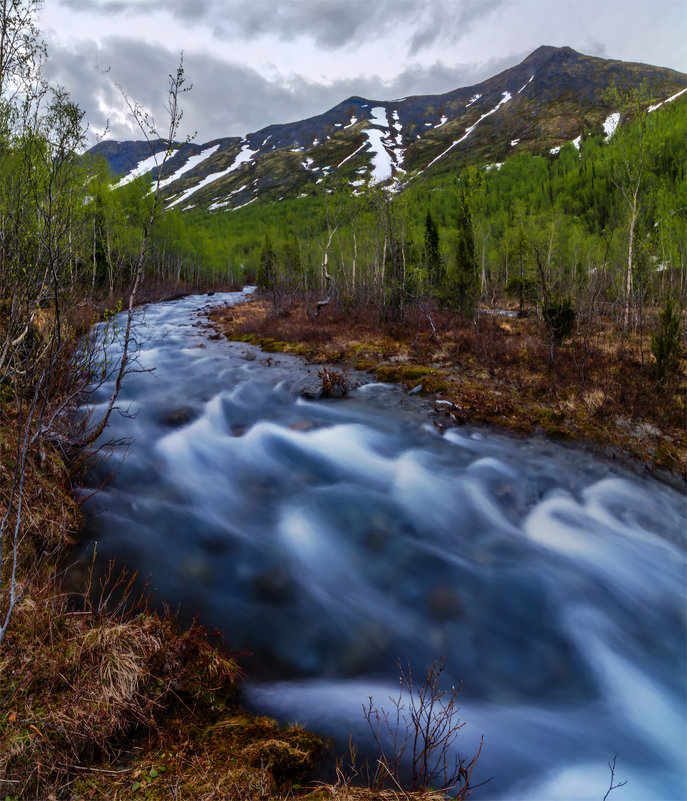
[210,294,686,484]
[0,283,324,800]
[2,285,477,801]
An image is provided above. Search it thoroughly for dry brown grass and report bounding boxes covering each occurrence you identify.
[0,564,241,796]
[302,789,448,801]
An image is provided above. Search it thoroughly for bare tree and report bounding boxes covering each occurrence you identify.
[77,55,191,446]
[0,15,191,643]
[603,755,628,800]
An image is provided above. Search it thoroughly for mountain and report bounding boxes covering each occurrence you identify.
[89,46,687,213]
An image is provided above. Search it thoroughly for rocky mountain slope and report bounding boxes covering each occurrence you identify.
[89,46,686,213]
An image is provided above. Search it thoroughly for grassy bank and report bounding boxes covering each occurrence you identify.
[211,294,686,483]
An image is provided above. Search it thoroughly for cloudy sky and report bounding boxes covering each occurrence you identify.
[38,0,686,146]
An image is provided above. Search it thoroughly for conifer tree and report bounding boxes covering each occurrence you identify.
[448,187,477,315]
[423,209,442,288]
[651,295,682,382]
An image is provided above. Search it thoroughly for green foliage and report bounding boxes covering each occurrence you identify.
[651,295,683,381]
[443,187,477,315]
[505,226,535,316]
[256,233,276,292]
[423,209,442,286]
[87,88,686,317]
[543,296,576,344]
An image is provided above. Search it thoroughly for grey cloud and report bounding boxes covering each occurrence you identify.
[212,0,505,54]
[408,0,503,56]
[256,0,420,49]
[58,0,503,55]
[585,38,608,58]
[44,34,525,146]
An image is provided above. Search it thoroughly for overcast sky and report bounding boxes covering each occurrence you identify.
[38,0,687,146]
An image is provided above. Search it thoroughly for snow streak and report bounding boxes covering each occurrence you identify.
[427,91,512,169]
[158,145,220,190]
[167,143,256,209]
[114,150,166,188]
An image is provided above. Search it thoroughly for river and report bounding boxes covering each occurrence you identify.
[75,290,686,800]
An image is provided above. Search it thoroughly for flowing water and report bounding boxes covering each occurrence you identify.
[75,290,686,800]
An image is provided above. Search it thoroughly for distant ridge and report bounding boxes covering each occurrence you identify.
[88,46,687,213]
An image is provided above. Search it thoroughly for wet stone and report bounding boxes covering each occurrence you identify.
[253,566,297,604]
[289,420,314,431]
[159,406,198,428]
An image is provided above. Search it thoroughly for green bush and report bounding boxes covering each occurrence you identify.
[543,296,576,344]
[651,296,682,381]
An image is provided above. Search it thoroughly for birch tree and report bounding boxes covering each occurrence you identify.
[605,83,654,331]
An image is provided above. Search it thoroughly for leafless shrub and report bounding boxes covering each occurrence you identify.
[362,659,483,799]
[318,366,349,396]
[603,755,628,800]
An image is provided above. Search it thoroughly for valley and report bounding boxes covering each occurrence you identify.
[1,7,686,797]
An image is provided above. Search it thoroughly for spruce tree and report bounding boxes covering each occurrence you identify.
[423,210,442,288]
[651,295,682,382]
[450,188,477,315]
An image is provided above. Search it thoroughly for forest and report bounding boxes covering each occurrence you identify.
[180,89,686,345]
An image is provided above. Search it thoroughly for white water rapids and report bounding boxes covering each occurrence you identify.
[75,291,686,800]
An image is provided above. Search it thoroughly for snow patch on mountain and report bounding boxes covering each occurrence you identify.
[603,112,620,141]
[392,110,402,134]
[364,127,394,184]
[511,139,519,146]
[435,115,448,128]
[114,150,165,188]
[344,116,358,128]
[369,107,388,127]
[360,105,406,182]
[466,93,481,107]
[427,91,512,169]
[518,74,535,94]
[648,87,687,112]
[167,144,256,209]
[549,133,582,156]
[158,144,220,190]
